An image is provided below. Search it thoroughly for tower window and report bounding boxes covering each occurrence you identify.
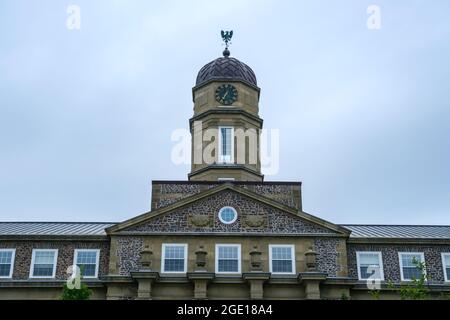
[218,126,234,164]
[218,207,238,224]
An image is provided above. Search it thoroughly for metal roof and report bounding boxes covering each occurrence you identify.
[196,56,257,88]
[0,222,116,237]
[342,225,450,239]
[0,222,449,240]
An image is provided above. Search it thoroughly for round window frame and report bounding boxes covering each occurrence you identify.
[218,206,238,225]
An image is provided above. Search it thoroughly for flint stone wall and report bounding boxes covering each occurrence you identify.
[0,241,110,280]
[347,243,450,283]
[151,182,301,211]
[126,190,333,235]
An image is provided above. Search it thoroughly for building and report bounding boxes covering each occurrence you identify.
[1,42,449,300]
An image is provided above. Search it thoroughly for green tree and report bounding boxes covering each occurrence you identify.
[398,257,430,300]
[340,292,349,300]
[368,289,380,300]
[60,265,92,300]
[61,282,92,300]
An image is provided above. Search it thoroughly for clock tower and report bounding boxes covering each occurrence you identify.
[189,32,263,181]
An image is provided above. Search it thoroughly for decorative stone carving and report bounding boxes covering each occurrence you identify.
[195,246,208,271]
[249,246,262,271]
[244,215,265,228]
[305,247,318,272]
[139,245,153,270]
[190,214,211,227]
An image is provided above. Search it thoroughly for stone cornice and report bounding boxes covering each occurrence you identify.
[0,280,105,288]
[192,79,261,102]
[152,180,302,186]
[189,108,263,129]
[112,232,347,238]
[187,165,264,180]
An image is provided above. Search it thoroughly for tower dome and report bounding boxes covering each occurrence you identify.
[195,54,258,89]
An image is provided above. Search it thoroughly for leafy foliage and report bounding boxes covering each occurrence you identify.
[398,257,430,300]
[61,265,92,300]
[61,282,92,300]
[368,289,381,300]
[340,292,349,300]
[441,292,450,300]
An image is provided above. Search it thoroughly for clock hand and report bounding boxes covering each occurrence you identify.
[222,91,228,99]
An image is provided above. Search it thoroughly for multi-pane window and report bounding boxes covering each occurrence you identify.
[74,249,100,278]
[30,249,58,278]
[0,249,15,278]
[218,207,238,224]
[442,253,450,282]
[356,252,384,280]
[269,245,295,274]
[219,127,233,163]
[216,244,241,274]
[399,252,425,281]
[161,244,187,273]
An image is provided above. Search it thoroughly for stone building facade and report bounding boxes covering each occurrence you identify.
[0,46,449,300]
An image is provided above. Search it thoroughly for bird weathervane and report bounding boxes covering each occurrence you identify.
[221,30,233,57]
[221,30,233,49]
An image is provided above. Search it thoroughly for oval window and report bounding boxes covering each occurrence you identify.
[218,207,238,224]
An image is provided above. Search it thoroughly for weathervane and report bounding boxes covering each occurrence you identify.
[221,30,233,57]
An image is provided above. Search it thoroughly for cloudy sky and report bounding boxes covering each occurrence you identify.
[1,0,449,225]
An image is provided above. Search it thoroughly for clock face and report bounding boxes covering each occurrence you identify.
[215,84,238,105]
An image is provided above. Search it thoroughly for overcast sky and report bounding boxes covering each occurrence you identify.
[1,0,449,225]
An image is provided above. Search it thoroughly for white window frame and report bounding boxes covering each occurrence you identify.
[269,245,296,275]
[73,249,100,279]
[161,244,188,274]
[0,249,16,279]
[442,253,450,283]
[218,206,238,225]
[215,244,241,274]
[398,252,426,282]
[218,126,234,164]
[356,251,385,281]
[29,249,58,279]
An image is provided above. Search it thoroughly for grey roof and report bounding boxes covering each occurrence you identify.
[196,56,257,88]
[0,222,116,237]
[342,225,450,239]
[0,222,449,240]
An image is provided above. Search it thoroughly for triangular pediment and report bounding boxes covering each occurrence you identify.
[106,184,349,236]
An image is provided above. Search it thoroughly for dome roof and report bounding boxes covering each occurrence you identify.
[195,55,257,88]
